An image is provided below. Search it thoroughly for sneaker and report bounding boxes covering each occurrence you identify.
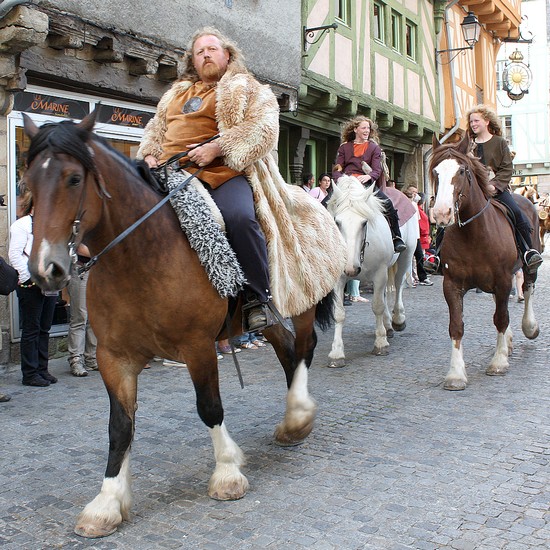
[418,278,433,286]
[70,359,88,377]
[524,249,543,273]
[393,237,407,253]
[84,359,99,371]
[217,353,224,361]
[162,359,187,368]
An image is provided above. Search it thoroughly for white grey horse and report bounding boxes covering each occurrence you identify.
[326,176,419,367]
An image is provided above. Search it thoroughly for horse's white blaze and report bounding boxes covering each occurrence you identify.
[446,339,467,386]
[35,239,53,278]
[208,423,248,499]
[76,453,132,535]
[41,158,50,170]
[433,158,459,226]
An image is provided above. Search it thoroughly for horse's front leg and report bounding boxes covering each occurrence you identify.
[443,281,467,390]
[75,351,140,538]
[371,271,390,356]
[487,289,513,376]
[328,275,347,368]
[187,349,248,501]
[265,317,317,446]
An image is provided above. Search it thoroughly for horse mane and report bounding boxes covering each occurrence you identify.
[328,175,385,219]
[430,142,493,200]
[27,119,140,180]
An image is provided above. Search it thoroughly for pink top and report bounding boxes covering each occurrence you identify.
[309,187,327,202]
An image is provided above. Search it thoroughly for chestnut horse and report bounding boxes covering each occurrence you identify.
[22,113,336,538]
[430,134,540,391]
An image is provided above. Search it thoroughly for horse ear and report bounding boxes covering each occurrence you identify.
[457,132,470,155]
[432,133,442,150]
[77,108,98,132]
[22,113,40,139]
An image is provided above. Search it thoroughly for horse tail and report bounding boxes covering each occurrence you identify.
[387,263,397,292]
[315,290,335,331]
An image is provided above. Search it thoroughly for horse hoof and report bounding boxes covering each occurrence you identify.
[74,520,118,539]
[274,420,314,446]
[208,475,249,501]
[386,328,395,339]
[392,321,406,332]
[443,379,466,391]
[372,346,389,356]
[486,366,508,376]
[328,358,346,368]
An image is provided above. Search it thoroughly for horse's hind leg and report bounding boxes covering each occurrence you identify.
[521,276,539,340]
[265,312,317,446]
[328,275,347,368]
[186,348,248,501]
[75,351,139,538]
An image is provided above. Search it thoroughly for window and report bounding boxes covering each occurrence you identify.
[373,2,385,43]
[501,115,513,145]
[336,0,352,26]
[391,11,402,52]
[405,20,416,59]
[496,60,507,91]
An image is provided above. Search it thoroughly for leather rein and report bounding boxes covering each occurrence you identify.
[67,136,219,276]
[453,162,491,228]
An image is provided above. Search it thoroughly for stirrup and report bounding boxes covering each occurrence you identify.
[524,249,543,274]
[242,300,275,332]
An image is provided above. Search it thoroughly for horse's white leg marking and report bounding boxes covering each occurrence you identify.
[371,272,390,355]
[74,454,132,538]
[444,339,467,390]
[487,330,511,376]
[208,423,248,501]
[329,277,347,367]
[275,360,317,445]
[521,284,539,339]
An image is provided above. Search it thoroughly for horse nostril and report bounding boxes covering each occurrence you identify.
[49,262,67,280]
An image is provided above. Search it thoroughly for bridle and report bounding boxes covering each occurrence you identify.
[446,156,491,228]
[65,136,218,276]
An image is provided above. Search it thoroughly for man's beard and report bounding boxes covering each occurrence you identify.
[201,62,224,82]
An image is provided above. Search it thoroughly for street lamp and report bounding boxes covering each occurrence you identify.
[436,12,481,60]
[303,23,338,51]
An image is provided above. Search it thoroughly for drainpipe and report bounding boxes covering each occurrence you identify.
[0,0,32,20]
[424,0,462,192]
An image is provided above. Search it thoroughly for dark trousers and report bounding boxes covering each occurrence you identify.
[16,284,57,382]
[414,240,428,282]
[494,190,533,251]
[376,189,402,239]
[205,176,271,302]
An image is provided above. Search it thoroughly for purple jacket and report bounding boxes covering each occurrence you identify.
[332,140,383,184]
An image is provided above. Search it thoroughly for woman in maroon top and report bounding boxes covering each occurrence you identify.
[332,116,406,252]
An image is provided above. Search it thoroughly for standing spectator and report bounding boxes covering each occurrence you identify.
[404,185,433,286]
[9,190,57,387]
[309,173,332,203]
[67,244,97,377]
[301,172,314,192]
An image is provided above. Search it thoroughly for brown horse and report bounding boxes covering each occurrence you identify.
[430,134,540,391]
[22,112,337,538]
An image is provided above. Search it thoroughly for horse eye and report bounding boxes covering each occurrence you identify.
[68,174,82,186]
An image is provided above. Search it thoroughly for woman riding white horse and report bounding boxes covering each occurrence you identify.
[326,176,418,367]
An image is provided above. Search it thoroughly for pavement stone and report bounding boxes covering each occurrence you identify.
[1,250,549,549]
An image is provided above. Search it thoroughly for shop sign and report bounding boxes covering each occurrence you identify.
[96,104,153,129]
[13,92,89,119]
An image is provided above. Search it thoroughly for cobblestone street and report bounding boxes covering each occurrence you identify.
[1,254,549,549]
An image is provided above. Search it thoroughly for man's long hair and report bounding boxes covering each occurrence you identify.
[181,26,248,82]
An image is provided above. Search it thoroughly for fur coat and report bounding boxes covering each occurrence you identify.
[137,65,346,317]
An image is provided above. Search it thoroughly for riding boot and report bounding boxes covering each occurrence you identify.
[383,199,406,253]
[516,222,543,274]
